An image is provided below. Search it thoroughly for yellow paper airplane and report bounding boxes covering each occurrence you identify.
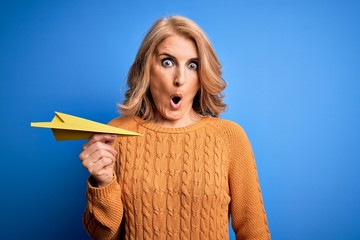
[31,111,141,141]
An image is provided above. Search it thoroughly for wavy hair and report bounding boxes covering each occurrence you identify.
[118,16,227,120]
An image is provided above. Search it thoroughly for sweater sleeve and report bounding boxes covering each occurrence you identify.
[226,122,270,240]
[83,175,124,240]
[82,118,127,239]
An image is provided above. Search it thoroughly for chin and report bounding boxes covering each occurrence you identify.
[160,110,185,120]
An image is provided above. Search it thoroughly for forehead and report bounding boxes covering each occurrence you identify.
[155,35,198,58]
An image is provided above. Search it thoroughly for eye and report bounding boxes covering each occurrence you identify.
[188,61,198,70]
[161,59,174,68]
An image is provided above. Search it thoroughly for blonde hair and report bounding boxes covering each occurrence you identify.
[118,16,227,120]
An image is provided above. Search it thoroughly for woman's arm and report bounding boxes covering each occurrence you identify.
[80,134,124,240]
[83,176,124,240]
[227,123,270,240]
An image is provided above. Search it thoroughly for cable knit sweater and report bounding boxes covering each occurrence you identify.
[83,116,270,240]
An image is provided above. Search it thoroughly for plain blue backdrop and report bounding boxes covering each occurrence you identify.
[1,0,360,239]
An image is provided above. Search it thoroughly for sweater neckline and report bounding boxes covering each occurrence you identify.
[133,116,213,133]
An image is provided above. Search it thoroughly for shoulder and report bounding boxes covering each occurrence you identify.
[108,115,137,129]
[207,118,253,156]
[207,117,248,140]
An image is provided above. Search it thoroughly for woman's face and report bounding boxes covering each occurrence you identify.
[149,35,200,127]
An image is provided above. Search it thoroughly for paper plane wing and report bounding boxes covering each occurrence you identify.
[31,112,141,141]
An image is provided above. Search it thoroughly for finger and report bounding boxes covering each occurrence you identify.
[83,134,116,150]
[88,157,114,176]
[81,148,116,168]
[80,141,117,162]
[94,162,116,177]
[92,148,117,164]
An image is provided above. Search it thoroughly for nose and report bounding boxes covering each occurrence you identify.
[173,67,185,87]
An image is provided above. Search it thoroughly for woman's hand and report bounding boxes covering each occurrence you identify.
[79,134,118,188]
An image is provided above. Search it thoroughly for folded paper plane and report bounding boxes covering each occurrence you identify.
[31,112,141,140]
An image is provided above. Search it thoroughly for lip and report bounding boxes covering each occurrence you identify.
[169,94,183,110]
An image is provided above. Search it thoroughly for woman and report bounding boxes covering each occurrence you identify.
[80,16,270,239]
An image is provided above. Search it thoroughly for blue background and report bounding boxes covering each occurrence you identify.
[1,0,359,239]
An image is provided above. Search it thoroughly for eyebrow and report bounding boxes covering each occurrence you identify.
[158,52,199,62]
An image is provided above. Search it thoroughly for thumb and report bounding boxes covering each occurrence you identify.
[105,134,117,145]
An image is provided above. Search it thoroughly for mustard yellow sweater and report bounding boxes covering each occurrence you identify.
[83,116,270,240]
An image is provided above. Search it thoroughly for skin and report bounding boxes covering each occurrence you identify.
[79,134,117,187]
[79,35,201,187]
[149,34,201,128]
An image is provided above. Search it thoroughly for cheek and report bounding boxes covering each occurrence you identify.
[150,67,168,90]
[149,78,167,106]
[150,81,168,99]
[191,75,200,93]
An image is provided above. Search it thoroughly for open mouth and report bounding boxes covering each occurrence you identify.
[170,95,182,109]
[172,96,181,104]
